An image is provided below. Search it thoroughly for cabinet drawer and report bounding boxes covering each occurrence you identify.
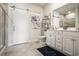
[59,31,63,35]
[56,31,63,35]
[63,31,79,38]
[56,43,62,50]
[56,31,63,41]
[56,34,63,39]
[56,40,62,45]
[56,37,62,43]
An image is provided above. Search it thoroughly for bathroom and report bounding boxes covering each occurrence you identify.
[0,3,79,56]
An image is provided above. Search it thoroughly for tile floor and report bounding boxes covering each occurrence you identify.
[5,41,46,56]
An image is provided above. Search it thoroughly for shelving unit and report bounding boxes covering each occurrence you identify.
[41,16,51,36]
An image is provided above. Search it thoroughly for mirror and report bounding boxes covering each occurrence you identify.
[52,3,78,30]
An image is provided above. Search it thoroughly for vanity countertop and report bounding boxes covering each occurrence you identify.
[50,29,79,32]
[56,29,79,32]
[51,28,79,32]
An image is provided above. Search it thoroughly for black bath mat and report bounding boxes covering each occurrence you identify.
[37,46,66,56]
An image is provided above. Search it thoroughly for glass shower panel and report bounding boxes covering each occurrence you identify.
[0,6,5,50]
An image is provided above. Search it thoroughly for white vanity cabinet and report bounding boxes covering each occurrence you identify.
[74,39,79,56]
[63,31,74,55]
[46,30,51,45]
[46,30,79,56]
[50,31,56,48]
[63,37,74,55]
[71,32,79,56]
[46,30,56,48]
[63,38,73,55]
[56,31,63,51]
[63,31,79,56]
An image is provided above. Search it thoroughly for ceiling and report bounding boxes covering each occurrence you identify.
[32,3,49,7]
[54,3,79,15]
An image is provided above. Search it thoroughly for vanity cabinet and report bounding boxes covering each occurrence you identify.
[56,31,63,51]
[46,30,51,45]
[63,38,74,55]
[50,31,56,48]
[63,31,79,56]
[74,39,79,56]
[46,30,56,48]
[46,30,79,56]
[63,31,74,55]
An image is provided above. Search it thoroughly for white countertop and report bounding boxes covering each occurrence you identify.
[56,29,79,32]
[54,28,79,32]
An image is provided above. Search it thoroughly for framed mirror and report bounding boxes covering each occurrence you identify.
[52,3,77,30]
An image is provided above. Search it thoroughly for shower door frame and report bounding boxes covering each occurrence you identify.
[0,4,8,55]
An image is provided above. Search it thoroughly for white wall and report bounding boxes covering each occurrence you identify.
[43,3,67,29]
[8,3,43,46]
[43,3,67,16]
[27,4,43,42]
[43,4,53,16]
[53,3,67,10]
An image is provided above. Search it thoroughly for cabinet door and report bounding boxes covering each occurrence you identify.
[63,38,74,55]
[46,31,51,45]
[46,30,56,48]
[50,31,56,47]
[56,31,63,51]
[56,37,63,51]
[46,35,51,45]
[74,39,79,56]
